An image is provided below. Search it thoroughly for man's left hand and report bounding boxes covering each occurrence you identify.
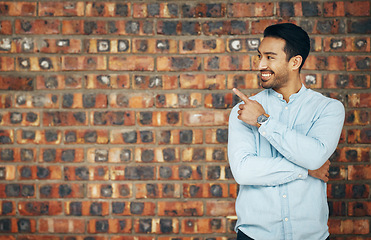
[233,88,266,127]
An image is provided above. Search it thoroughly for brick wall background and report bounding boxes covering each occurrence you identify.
[0,0,370,239]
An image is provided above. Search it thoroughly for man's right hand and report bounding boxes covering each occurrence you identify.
[308,160,330,182]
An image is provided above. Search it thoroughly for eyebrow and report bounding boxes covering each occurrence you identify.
[257,50,278,55]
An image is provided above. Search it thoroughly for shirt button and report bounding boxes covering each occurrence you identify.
[285,218,289,222]
[283,195,287,198]
[285,106,288,110]
[262,132,266,136]
[298,174,302,178]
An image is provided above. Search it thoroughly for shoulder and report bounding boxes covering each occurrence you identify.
[305,89,345,114]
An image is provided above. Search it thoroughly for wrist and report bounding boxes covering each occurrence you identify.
[257,113,269,127]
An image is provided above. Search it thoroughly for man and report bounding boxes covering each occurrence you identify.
[228,23,345,240]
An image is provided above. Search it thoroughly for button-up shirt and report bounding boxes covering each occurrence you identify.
[228,85,345,240]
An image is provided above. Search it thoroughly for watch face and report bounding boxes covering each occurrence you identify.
[257,114,268,124]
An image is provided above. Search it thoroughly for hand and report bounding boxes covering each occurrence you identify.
[233,88,266,127]
[308,160,330,182]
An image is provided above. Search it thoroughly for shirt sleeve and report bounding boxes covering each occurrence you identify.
[258,99,345,170]
[228,103,308,186]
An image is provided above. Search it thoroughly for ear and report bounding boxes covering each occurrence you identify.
[289,55,303,71]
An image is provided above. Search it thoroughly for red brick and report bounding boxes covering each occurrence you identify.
[43,111,87,126]
[334,147,370,163]
[156,93,202,108]
[205,165,231,180]
[86,148,132,163]
[62,93,107,109]
[0,2,36,16]
[16,129,62,145]
[0,165,15,180]
[348,165,371,180]
[205,93,234,109]
[64,166,109,181]
[39,183,84,199]
[17,165,62,180]
[156,165,202,180]
[0,20,12,35]
[64,129,109,144]
[0,57,14,71]
[39,2,84,16]
[39,148,84,163]
[15,20,59,34]
[345,110,370,126]
[62,56,107,71]
[345,1,370,16]
[251,19,290,34]
[183,110,229,126]
[107,20,154,35]
[348,93,371,107]
[39,218,85,233]
[64,201,110,216]
[329,219,370,235]
[135,183,181,199]
[88,219,132,233]
[227,74,259,89]
[133,75,178,89]
[323,1,345,17]
[36,75,83,90]
[181,218,226,234]
[91,111,135,126]
[86,74,130,89]
[37,39,82,54]
[135,147,180,163]
[323,37,370,52]
[206,200,236,216]
[133,218,179,234]
[86,39,131,54]
[109,93,154,108]
[228,2,274,17]
[181,147,227,162]
[0,111,39,127]
[0,94,12,108]
[203,20,249,35]
[16,57,60,72]
[348,129,371,144]
[18,201,63,216]
[109,56,154,71]
[183,183,229,198]
[62,20,107,35]
[324,74,371,89]
[348,201,371,216]
[157,57,202,71]
[180,39,225,54]
[180,74,226,89]
[205,128,229,144]
[347,56,371,71]
[204,55,250,71]
[87,183,132,199]
[0,130,13,144]
[157,129,203,145]
[0,201,16,215]
[110,130,154,145]
[158,201,203,216]
[86,2,130,17]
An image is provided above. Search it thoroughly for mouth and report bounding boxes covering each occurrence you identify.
[260,71,274,81]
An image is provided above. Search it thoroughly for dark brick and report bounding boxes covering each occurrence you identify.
[210,184,223,197]
[61,149,75,162]
[193,148,205,161]
[125,166,154,180]
[95,220,108,233]
[62,94,74,108]
[208,166,221,180]
[0,149,14,161]
[119,184,130,197]
[101,185,113,197]
[122,131,137,143]
[163,148,176,162]
[140,131,153,143]
[112,202,125,214]
[75,167,89,180]
[179,166,192,179]
[21,149,34,162]
[141,149,154,162]
[352,184,367,198]
[1,201,13,215]
[160,219,173,233]
[180,130,193,144]
[120,149,131,162]
[216,129,228,143]
[159,166,172,179]
[279,2,294,17]
[130,202,144,214]
[45,130,58,142]
[0,219,11,232]
[69,202,82,216]
[348,19,371,34]
[90,202,102,216]
[139,112,152,125]
[40,185,52,197]
[116,3,129,17]
[331,184,346,198]
[6,184,20,197]
[139,219,152,233]
[20,166,32,178]
[58,184,72,197]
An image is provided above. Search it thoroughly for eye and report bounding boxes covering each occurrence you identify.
[257,54,262,59]
[267,56,274,60]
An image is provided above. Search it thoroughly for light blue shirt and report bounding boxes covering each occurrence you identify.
[228,85,345,240]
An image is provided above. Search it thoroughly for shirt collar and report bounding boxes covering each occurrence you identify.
[269,84,307,103]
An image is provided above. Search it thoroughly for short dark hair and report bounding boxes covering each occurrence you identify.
[264,23,310,70]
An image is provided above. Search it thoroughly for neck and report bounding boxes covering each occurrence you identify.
[273,77,302,102]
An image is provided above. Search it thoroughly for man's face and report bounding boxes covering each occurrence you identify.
[257,37,290,90]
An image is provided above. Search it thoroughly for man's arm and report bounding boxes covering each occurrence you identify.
[228,103,308,186]
[233,88,345,171]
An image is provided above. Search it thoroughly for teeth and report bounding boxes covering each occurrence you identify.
[262,73,272,77]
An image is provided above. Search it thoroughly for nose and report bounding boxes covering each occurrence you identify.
[258,57,267,70]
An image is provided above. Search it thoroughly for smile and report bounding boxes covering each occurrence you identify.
[261,71,274,81]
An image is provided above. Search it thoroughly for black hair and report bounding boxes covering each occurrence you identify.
[263,23,310,71]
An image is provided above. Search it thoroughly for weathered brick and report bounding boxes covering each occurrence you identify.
[328,201,346,217]
[347,56,371,71]
[0,184,35,198]
[324,74,370,89]
[15,57,59,72]
[133,75,178,89]
[157,165,202,180]
[227,38,261,52]
[180,74,226,89]
[206,165,233,180]
[0,201,16,215]
[40,148,84,163]
[91,111,135,126]
[64,129,109,144]
[15,20,59,35]
[157,129,203,145]
[39,218,85,233]
[348,129,371,144]
[107,20,154,35]
[0,57,15,71]
[0,75,32,91]
[157,56,202,71]
[348,19,371,34]
[348,93,371,107]
[181,147,227,162]
[64,166,109,181]
[86,148,132,163]
[62,93,107,109]
[0,166,15,180]
[39,2,84,16]
[158,201,203,216]
[135,148,180,163]
[181,218,226,234]
[203,20,249,35]
[65,201,109,216]
[37,39,82,54]
[348,201,371,217]
[86,2,131,17]
[134,218,179,234]
[16,130,62,145]
[135,183,181,199]
[36,75,83,90]
[228,3,274,17]
[204,55,250,71]
[345,110,370,126]
[18,165,62,180]
[0,112,39,127]
[0,94,12,108]
[111,201,155,216]
[43,111,87,126]
[87,183,132,199]
[329,219,370,235]
[61,56,107,71]
[109,93,154,108]
[345,1,370,16]
[348,165,371,180]
[205,93,234,109]
[206,200,236,216]
[109,56,154,71]
[0,2,36,16]
[0,130,14,144]
[88,219,132,233]
[39,183,84,199]
[0,20,12,35]
[183,111,229,126]
[18,201,63,216]
[110,130,154,145]
[156,93,201,108]
[323,1,345,17]
[327,183,370,199]
[180,39,225,54]
[323,37,370,52]
[183,183,229,198]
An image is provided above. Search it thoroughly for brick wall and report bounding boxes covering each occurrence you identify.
[0,0,370,239]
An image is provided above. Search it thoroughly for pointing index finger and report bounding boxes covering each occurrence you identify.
[232,88,250,103]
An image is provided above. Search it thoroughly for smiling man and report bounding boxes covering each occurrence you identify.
[228,23,345,240]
